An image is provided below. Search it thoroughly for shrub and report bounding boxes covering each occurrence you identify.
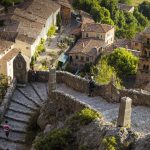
[33,128,73,150]
[69,108,102,126]
[47,25,56,37]
[0,74,8,103]
[102,136,118,150]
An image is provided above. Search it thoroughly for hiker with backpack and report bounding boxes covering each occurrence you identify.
[3,120,11,138]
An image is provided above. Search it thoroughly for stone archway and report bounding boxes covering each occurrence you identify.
[13,52,28,84]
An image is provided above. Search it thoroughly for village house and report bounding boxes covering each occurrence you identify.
[0,0,60,59]
[118,3,134,13]
[136,27,150,86]
[0,48,20,80]
[68,23,115,68]
[69,39,105,68]
[81,23,115,45]
[0,0,60,80]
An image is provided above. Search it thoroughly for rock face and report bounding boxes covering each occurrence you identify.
[134,134,150,150]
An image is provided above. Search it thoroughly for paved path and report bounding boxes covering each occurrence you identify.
[0,82,48,150]
[57,84,150,135]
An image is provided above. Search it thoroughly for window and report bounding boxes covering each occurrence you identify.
[86,33,88,38]
[76,55,78,60]
[147,38,150,44]
[86,57,89,62]
[135,43,138,46]
[81,56,84,61]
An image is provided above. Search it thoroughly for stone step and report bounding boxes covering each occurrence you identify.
[8,107,31,116]
[11,99,37,112]
[31,82,48,101]
[17,88,41,108]
[5,110,31,123]
[30,83,45,102]
[18,84,43,104]
[0,128,26,143]
[12,90,38,108]
[0,139,28,150]
[5,114,29,124]
[9,101,34,114]
[1,119,27,133]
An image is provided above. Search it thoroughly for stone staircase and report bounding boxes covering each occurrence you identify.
[0,82,48,150]
[1,81,150,149]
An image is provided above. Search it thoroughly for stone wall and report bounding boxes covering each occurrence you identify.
[0,78,16,121]
[120,89,150,106]
[30,70,150,107]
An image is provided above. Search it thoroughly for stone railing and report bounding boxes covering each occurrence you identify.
[0,78,17,122]
[30,70,150,107]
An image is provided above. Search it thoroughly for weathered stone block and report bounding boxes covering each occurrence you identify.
[117,97,132,128]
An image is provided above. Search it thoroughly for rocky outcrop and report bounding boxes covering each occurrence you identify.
[134,134,150,150]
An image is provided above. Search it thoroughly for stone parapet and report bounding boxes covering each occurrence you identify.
[0,78,17,122]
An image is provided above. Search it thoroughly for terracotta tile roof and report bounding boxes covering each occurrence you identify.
[69,38,105,56]
[0,31,17,42]
[0,48,20,63]
[118,3,134,12]
[80,11,94,24]
[82,23,114,33]
[143,27,150,34]
[0,40,14,53]
[16,34,35,44]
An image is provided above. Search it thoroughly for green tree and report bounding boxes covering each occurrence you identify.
[119,0,132,5]
[92,59,122,89]
[138,1,150,20]
[1,0,23,6]
[107,48,139,77]
[101,17,114,25]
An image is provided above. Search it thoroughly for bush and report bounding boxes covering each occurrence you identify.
[33,128,73,150]
[102,136,118,150]
[92,59,123,89]
[0,74,8,104]
[47,25,56,37]
[69,108,102,126]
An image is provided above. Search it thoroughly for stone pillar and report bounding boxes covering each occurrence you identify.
[48,67,56,95]
[117,97,132,128]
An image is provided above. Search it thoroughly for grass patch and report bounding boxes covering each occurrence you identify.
[68,108,102,127]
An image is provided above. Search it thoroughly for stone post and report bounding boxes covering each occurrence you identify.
[48,67,56,95]
[117,97,132,128]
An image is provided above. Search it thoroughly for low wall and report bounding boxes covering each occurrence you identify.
[0,78,16,121]
[29,70,150,107]
[120,89,150,106]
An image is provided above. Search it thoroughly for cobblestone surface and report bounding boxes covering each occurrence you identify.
[57,84,150,135]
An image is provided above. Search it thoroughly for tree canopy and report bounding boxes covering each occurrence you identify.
[138,1,150,20]
[106,48,139,77]
[73,0,150,39]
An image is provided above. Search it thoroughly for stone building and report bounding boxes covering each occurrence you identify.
[58,0,72,25]
[136,27,150,85]
[68,23,115,68]
[69,39,105,68]
[0,0,60,59]
[0,48,20,80]
[81,23,115,45]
